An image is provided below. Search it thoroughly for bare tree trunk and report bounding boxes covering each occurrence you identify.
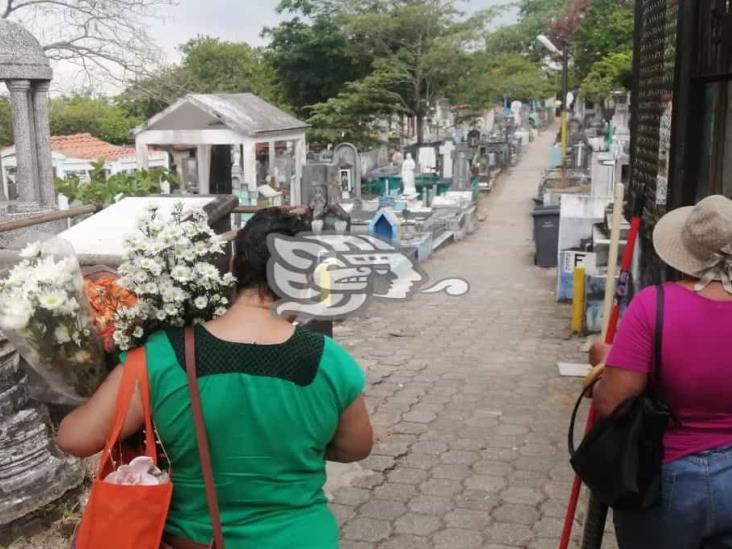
[416,112,425,145]
[0,332,83,526]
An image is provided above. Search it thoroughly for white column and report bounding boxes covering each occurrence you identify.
[197,145,211,195]
[31,81,55,208]
[268,141,276,176]
[135,141,150,170]
[6,80,37,204]
[293,137,305,206]
[243,140,257,194]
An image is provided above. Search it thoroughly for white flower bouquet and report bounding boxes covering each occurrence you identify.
[113,202,236,350]
[0,238,106,404]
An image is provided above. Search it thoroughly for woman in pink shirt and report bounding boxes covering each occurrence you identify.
[590,195,732,549]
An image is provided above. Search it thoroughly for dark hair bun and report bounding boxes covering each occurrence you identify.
[233,208,310,296]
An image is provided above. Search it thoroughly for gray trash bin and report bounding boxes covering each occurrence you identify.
[532,205,560,267]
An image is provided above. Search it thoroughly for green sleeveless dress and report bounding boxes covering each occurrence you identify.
[123,324,365,548]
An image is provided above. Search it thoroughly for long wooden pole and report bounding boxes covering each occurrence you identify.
[559,184,637,549]
[601,183,625,338]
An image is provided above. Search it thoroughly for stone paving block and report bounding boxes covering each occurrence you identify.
[334,487,372,506]
[410,441,449,455]
[378,535,429,549]
[341,541,376,549]
[454,489,500,511]
[483,522,535,546]
[392,422,429,435]
[343,517,392,543]
[408,494,454,515]
[481,447,520,462]
[463,474,507,493]
[432,527,484,549]
[330,503,357,526]
[440,450,480,465]
[532,517,566,537]
[430,463,472,480]
[419,478,464,497]
[373,483,419,502]
[500,487,544,506]
[444,508,491,530]
[472,459,513,477]
[402,411,437,424]
[358,499,407,521]
[360,455,396,472]
[394,512,442,536]
[491,503,540,525]
[387,467,429,485]
[352,472,385,489]
[399,452,441,470]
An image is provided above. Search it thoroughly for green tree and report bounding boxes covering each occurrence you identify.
[344,0,492,143]
[0,97,12,146]
[50,95,141,144]
[572,0,634,83]
[118,36,286,121]
[180,37,283,103]
[307,60,407,146]
[117,67,195,120]
[486,0,570,60]
[452,52,555,108]
[265,16,372,114]
[580,50,632,101]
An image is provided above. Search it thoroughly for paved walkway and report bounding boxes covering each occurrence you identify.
[329,128,593,549]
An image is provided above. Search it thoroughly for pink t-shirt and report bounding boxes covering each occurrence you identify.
[606,282,732,464]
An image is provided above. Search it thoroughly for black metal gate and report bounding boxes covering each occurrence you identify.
[628,0,680,287]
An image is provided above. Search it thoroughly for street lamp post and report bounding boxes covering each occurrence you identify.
[538,34,570,187]
[561,44,569,185]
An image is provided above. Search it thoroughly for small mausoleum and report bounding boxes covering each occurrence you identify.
[369,208,402,243]
[132,94,310,205]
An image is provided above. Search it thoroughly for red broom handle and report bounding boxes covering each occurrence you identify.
[557,215,642,549]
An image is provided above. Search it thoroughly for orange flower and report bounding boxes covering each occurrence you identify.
[84,275,137,351]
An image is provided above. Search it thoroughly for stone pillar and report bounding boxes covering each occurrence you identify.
[243,141,257,194]
[268,141,276,176]
[6,80,37,204]
[196,145,211,195]
[293,137,305,206]
[135,141,150,170]
[31,81,55,208]
[0,332,83,526]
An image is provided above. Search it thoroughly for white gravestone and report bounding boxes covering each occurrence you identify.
[59,196,215,259]
[439,141,455,179]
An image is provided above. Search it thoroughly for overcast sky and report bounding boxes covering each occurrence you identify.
[48,0,515,93]
[155,0,514,60]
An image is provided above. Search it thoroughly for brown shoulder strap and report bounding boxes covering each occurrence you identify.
[184,327,226,549]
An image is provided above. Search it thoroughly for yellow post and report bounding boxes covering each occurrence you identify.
[571,266,586,334]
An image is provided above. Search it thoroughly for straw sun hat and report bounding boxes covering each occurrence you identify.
[653,195,732,293]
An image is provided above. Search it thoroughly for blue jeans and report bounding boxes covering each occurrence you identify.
[614,445,732,548]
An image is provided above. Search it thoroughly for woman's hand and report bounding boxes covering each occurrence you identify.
[589,341,611,367]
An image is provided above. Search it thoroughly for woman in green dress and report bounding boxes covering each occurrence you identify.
[57,208,374,548]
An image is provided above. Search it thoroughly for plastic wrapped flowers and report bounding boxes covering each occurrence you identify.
[104,456,170,486]
[113,202,236,350]
[0,238,105,404]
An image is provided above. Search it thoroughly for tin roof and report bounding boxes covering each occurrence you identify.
[134,93,310,138]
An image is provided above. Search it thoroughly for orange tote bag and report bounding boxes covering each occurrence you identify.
[75,348,173,549]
